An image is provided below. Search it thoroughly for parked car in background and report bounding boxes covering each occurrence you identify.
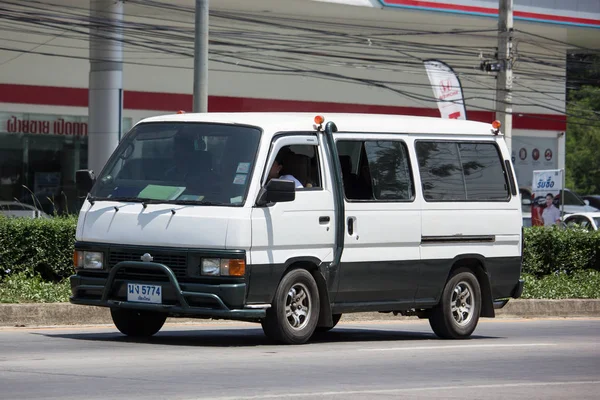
[582,195,600,210]
[563,212,600,231]
[0,201,50,219]
[520,187,599,215]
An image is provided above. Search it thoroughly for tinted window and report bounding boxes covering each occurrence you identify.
[337,140,414,201]
[415,142,465,201]
[459,143,509,200]
[415,141,509,202]
[364,141,413,200]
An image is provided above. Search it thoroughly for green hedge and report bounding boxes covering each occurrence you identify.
[523,226,600,277]
[0,215,77,281]
[1,216,600,281]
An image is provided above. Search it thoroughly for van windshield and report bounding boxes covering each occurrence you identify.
[89,122,262,206]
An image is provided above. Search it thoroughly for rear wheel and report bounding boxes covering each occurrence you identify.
[428,268,481,339]
[315,313,342,333]
[110,308,167,337]
[261,269,320,344]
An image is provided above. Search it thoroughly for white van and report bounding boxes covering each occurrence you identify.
[71,112,524,344]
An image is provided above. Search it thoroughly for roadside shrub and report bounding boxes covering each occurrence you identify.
[522,226,600,277]
[521,269,600,299]
[2,216,600,281]
[0,215,77,280]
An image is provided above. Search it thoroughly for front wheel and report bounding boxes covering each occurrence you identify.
[428,268,481,339]
[110,308,167,337]
[261,269,320,344]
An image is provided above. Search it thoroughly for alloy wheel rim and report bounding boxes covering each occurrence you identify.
[285,283,312,330]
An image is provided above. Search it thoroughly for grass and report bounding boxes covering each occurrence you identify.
[0,272,70,303]
[521,269,600,299]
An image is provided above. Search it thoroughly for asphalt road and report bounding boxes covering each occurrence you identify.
[1,318,599,400]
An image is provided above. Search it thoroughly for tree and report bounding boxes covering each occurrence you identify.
[565,86,600,195]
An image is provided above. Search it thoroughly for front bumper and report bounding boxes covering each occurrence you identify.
[69,261,266,321]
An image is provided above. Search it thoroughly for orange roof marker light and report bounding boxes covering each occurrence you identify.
[313,115,325,131]
[491,119,502,135]
[177,110,186,114]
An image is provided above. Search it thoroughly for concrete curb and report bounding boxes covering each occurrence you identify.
[1,299,599,328]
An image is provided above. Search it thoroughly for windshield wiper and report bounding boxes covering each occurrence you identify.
[169,200,227,206]
[88,197,226,207]
[108,197,148,203]
[87,196,155,207]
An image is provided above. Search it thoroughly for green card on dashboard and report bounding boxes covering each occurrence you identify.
[138,185,186,200]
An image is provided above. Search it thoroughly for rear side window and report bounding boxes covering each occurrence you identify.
[415,141,509,202]
[459,143,510,201]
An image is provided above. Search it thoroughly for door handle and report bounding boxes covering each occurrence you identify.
[319,216,330,224]
[347,218,354,235]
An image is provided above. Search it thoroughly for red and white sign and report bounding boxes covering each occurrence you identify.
[423,59,467,120]
[2,113,88,136]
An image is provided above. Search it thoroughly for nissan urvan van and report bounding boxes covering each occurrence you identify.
[70,112,524,344]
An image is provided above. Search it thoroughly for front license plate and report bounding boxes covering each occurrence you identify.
[127,283,162,304]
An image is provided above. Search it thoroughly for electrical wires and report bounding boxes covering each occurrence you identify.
[0,0,597,125]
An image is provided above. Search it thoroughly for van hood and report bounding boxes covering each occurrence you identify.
[77,200,251,249]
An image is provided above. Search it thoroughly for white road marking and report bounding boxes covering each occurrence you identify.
[360,343,556,351]
[198,380,600,400]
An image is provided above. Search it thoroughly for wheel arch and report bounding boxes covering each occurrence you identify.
[446,254,495,318]
[282,257,334,328]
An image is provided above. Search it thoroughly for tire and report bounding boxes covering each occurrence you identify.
[261,269,320,344]
[428,268,481,339]
[315,313,342,333]
[110,308,167,337]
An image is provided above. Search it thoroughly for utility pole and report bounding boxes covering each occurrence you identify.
[88,0,123,175]
[193,0,209,113]
[496,0,514,154]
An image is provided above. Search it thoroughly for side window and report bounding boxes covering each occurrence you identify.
[270,145,321,189]
[415,141,465,201]
[581,218,592,230]
[458,143,509,201]
[364,141,414,201]
[415,140,509,202]
[336,140,414,201]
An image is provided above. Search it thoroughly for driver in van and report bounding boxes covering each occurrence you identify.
[164,133,215,183]
[268,148,303,189]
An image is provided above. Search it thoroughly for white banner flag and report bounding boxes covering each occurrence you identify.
[423,59,467,120]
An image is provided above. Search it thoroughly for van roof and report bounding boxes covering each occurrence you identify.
[137,112,499,136]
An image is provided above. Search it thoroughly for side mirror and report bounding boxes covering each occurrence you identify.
[76,169,96,193]
[522,198,532,206]
[584,199,590,206]
[257,179,295,206]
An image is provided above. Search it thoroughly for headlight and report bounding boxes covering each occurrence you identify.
[201,258,245,277]
[201,259,221,276]
[83,251,104,269]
